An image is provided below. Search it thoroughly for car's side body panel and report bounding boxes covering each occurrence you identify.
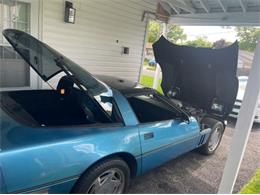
[1,122,141,193]
[141,125,211,173]
[0,165,7,193]
[0,90,141,193]
[139,117,201,172]
[112,90,139,126]
[0,123,141,193]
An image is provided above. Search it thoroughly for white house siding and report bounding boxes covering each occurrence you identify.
[41,0,157,87]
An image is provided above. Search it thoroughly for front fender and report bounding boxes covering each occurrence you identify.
[197,128,212,147]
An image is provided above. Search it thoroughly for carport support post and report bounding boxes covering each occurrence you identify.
[218,39,260,193]
[153,23,168,89]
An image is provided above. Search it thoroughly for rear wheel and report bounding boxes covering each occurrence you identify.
[72,157,130,194]
[198,118,224,155]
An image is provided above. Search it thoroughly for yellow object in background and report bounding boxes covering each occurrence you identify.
[60,89,65,95]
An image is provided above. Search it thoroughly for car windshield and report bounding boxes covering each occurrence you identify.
[3,29,111,97]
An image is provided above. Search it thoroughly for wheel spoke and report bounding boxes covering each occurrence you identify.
[87,168,125,194]
[208,127,222,152]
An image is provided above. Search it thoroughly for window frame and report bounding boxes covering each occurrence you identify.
[0,0,40,91]
[126,90,189,125]
[0,88,126,128]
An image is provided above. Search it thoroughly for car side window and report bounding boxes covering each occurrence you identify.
[94,95,124,124]
[127,93,182,123]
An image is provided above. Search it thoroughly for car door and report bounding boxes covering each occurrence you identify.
[128,93,201,173]
[139,119,200,173]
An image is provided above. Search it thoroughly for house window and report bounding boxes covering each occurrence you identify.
[0,0,31,88]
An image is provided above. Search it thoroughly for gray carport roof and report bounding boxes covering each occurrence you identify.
[157,0,260,25]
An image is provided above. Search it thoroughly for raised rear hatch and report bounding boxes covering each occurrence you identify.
[2,29,110,97]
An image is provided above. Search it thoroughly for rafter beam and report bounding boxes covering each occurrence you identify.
[158,1,172,16]
[199,0,210,13]
[167,2,180,14]
[169,12,260,26]
[239,0,247,13]
[165,0,196,14]
[217,0,227,13]
[179,0,196,14]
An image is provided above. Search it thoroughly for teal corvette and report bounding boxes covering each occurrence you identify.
[0,29,238,194]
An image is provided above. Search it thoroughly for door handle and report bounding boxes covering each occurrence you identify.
[144,132,154,140]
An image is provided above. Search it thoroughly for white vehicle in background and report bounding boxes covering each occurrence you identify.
[229,76,260,123]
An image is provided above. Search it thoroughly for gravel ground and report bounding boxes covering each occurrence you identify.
[127,119,260,194]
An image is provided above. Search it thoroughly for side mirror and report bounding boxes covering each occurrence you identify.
[177,112,190,124]
[183,115,191,124]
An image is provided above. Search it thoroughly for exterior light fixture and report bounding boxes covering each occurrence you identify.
[64,1,76,24]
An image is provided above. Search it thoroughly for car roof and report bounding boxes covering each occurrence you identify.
[94,75,156,97]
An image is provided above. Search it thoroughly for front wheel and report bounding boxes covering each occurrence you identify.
[72,157,130,194]
[198,118,224,155]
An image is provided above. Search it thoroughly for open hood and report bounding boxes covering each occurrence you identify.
[3,29,110,96]
[153,36,239,118]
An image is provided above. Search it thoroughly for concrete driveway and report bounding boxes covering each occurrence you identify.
[127,119,260,193]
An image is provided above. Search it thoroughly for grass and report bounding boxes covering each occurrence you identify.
[143,59,149,66]
[140,75,163,94]
[143,59,156,71]
[146,66,156,71]
[240,169,260,194]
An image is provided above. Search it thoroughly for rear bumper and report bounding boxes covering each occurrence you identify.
[229,100,260,123]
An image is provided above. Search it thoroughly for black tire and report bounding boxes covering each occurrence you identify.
[198,118,224,155]
[72,157,130,194]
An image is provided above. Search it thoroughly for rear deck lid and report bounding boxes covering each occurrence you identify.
[153,36,239,118]
[2,29,109,96]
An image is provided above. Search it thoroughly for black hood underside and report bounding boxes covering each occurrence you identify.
[153,36,239,119]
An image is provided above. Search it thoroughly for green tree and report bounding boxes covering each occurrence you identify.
[148,21,161,43]
[167,25,187,44]
[147,21,187,44]
[185,38,212,48]
[235,27,260,52]
[213,39,232,49]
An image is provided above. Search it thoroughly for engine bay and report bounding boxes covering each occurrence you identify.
[169,98,224,130]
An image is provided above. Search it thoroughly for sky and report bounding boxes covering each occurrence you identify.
[181,26,238,42]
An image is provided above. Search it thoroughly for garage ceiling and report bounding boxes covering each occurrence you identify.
[158,0,260,26]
